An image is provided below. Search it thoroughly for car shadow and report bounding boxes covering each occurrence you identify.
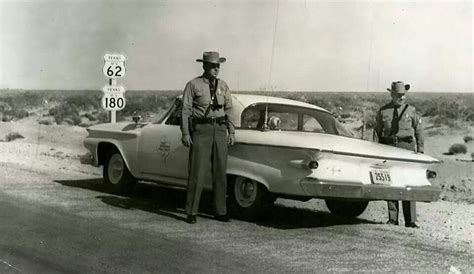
[255,205,379,229]
[54,178,222,222]
[55,178,379,228]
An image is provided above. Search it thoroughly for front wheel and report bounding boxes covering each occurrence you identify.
[325,199,369,218]
[228,176,275,221]
[103,148,136,194]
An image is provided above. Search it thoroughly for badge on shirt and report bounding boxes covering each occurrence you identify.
[217,88,222,95]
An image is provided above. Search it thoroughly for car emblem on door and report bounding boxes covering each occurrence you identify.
[158,139,171,162]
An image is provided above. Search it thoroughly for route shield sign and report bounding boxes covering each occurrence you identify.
[103,53,126,79]
[101,85,126,111]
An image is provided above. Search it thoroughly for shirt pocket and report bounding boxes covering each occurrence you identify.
[194,90,209,106]
[399,116,412,130]
[382,115,391,129]
[216,94,225,106]
[214,87,224,105]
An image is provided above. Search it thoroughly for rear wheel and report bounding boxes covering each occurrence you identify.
[325,199,369,218]
[103,148,136,194]
[228,176,275,221]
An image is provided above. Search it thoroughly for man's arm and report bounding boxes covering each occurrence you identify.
[373,109,383,143]
[223,83,235,135]
[413,110,424,153]
[223,83,235,145]
[181,82,194,147]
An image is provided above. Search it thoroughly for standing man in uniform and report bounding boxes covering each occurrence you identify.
[373,81,424,228]
[181,51,235,224]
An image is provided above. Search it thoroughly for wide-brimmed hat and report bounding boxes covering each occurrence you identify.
[196,51,226,64]
[387,81,410,94]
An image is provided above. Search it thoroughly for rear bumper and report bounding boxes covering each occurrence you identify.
[300,179,441,202]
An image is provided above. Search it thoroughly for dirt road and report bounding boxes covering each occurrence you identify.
[0,119,472,272]
[0,160,471,273]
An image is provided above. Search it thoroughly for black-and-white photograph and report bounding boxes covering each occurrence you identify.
[0,0,472,272]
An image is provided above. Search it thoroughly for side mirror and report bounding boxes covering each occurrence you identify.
[132,115,141,124]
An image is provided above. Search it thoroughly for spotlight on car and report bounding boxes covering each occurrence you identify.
[132,115,141,124]
[308,161,319,169]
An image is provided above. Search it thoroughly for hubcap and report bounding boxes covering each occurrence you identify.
[108,153,124,185]
[234,177,258,208]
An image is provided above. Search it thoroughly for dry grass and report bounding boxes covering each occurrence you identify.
[1,90,473,130]
[4,131,24,142]
[448,143,468,155]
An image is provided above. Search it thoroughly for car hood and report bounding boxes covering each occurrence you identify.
[235,130,439,164]
[87,122,148,136]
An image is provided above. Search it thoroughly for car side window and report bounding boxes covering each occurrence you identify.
[241,104,298,131]
[241,106,262,129]
[268,111,298,131]
[302,114,325,133]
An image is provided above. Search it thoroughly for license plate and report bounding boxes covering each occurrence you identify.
[370,169,392,185]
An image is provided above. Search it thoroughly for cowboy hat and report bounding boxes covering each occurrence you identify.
[387,81,410,93]
[196,51,226,64]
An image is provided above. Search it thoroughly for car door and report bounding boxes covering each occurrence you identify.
[160,100,190,180]
[138,100,189,185]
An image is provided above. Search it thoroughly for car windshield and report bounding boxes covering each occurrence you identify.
[150,98,182,125]
[241,103,353,138]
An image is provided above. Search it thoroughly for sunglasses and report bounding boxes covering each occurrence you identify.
[205,63,220,69]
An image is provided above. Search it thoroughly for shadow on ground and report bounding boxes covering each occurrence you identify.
[55,178,379,229]
[255,204,379,229]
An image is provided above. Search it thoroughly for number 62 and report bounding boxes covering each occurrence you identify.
[106,65,122,77]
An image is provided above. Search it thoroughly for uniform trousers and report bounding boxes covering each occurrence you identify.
[385,141,418,224]
[186,122,228,216]
[387,200,417,223]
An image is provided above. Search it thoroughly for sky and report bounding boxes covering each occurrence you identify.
[0,0,472,92]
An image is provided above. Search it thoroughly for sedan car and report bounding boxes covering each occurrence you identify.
[81,94,440,220]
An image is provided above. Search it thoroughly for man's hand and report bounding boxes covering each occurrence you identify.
[227,133,235,146]
[182,134,193,147]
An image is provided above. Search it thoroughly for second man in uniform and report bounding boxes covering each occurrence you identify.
[373,81,424,228]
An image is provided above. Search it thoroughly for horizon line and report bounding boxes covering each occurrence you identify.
[0,88,472,94]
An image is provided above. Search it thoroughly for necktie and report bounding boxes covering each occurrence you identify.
[209,79,218,107]
[391,106,399,136]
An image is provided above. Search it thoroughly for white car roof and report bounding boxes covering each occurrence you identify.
[231,94,329,113]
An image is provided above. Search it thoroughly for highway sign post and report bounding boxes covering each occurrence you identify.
[102,53,127,123]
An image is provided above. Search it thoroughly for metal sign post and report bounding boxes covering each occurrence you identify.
[102,53,127,123]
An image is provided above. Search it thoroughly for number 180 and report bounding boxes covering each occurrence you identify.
[105,97,124,109]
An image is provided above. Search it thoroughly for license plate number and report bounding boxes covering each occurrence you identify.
[370,169,392,185]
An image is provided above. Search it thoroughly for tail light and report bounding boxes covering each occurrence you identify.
[426,170,437,179]
[308,161,319,169]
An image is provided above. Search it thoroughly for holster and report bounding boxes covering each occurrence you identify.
[188,116,195,133]
[380,136,413,145]
[380,136,397,145]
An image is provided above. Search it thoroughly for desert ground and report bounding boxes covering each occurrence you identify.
[0,91,472,272]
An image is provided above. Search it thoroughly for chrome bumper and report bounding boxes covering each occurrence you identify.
[79,152,94,165]
[300,179,441,202]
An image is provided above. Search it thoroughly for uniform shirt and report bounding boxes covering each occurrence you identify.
[181,75,235,136]
[374,102,424,152]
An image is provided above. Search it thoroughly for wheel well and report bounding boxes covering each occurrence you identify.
[97,142,117,166]
[226,174,271,193]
